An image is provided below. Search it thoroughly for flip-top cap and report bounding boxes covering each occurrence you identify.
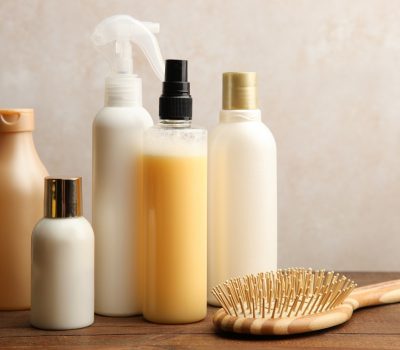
[0,109,34,132]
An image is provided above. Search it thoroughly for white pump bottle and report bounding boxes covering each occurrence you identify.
[92,15,164,316]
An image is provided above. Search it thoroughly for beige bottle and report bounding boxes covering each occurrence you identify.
[0,109,48,310]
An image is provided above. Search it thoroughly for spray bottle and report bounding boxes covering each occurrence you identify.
[92,15,164,316]
[142,60,207,323]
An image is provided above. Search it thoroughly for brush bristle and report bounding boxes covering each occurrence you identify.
[211,268,356,319]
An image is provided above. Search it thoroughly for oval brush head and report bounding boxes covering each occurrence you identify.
[212,268,357,335]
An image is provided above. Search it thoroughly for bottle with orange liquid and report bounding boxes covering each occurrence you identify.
[142,60,207,324]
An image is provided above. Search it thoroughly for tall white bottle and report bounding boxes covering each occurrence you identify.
[92,15,164,316]
[208,72,277,305]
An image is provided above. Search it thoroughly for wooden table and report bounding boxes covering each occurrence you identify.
[0,272,399,349]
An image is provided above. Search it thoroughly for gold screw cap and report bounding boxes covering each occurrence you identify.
[223,72,258,110]
[44,177,83,218]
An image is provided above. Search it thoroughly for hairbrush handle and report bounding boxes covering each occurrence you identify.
[346,279,400,310]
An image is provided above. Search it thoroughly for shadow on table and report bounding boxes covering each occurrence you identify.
[213,322,347,341]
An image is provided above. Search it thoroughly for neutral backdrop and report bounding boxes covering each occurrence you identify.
[1,0,399,271]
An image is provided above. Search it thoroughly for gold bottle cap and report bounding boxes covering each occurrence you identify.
[44,177,83,218]
[0,109,34,132]
[223,72,258,110]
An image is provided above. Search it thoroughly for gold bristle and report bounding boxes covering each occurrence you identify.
[315,291,328,312]
[211,268,355,319]
[217,285,230,309]
[228,293,238,316]
[295,289,307,316]
[271,298,278,319]
[318,289,333,312]
[212,290,230,315]
[262,297,266,318]
[309,293,322,314]
[287,292,300,317]
[302,292,315,315]
[239,296,246,316]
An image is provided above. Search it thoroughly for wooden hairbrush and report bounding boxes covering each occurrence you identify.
[211,268,400,335]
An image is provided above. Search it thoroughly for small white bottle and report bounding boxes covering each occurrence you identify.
[31,177,94,330]
[207,72,277,305]
[92,15,164,316]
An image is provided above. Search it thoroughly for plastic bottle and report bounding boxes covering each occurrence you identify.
[31,177,94,330]
[207,72,277,305]
[92,15,165,316]
[142,60,207,324]
[0,109,48,310]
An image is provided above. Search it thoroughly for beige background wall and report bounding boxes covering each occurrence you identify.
[1,0,399,271]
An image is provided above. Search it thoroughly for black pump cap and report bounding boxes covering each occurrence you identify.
[159,59,192,120]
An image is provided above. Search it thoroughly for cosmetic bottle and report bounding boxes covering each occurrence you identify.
[207,72,277,305]
[92,15,164,316]
[142,60,207,324]
[31,177,94,330]
[0,109,48,310]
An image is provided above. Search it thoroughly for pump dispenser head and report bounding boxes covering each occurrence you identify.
[159,59,192,120]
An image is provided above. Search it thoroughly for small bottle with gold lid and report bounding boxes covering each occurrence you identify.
[31,177,94,330]
[207,72,277,305]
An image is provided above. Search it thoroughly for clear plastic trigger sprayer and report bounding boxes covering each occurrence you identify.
[92,15,164,106]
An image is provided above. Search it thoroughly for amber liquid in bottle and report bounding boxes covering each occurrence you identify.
[142,120,207,324]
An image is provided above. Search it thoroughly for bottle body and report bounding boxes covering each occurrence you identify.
[207,110,277,305]
[31,217,94,330]
[142,121,207,323]
[0,113,48,310]
[93,105,153,316]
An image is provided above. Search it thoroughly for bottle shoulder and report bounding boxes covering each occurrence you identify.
[145,123,207,136]
[210,120,276,146]
[0,159,47,195]
[0,134,48,177]
[0,158,47,178]
[33,217,94,241]
[144,123,207,157]
[94,106,154,129]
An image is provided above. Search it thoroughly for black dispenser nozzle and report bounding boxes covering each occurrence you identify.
[159,59,192,120]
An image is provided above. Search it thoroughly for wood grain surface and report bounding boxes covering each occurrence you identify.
[0,272,399,349]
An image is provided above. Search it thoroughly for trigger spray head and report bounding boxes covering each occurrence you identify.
[114,40,133,74]
[92,15,164,80]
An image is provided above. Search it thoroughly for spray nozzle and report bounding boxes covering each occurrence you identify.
[160,60,192,120]
[92,15,164,80]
